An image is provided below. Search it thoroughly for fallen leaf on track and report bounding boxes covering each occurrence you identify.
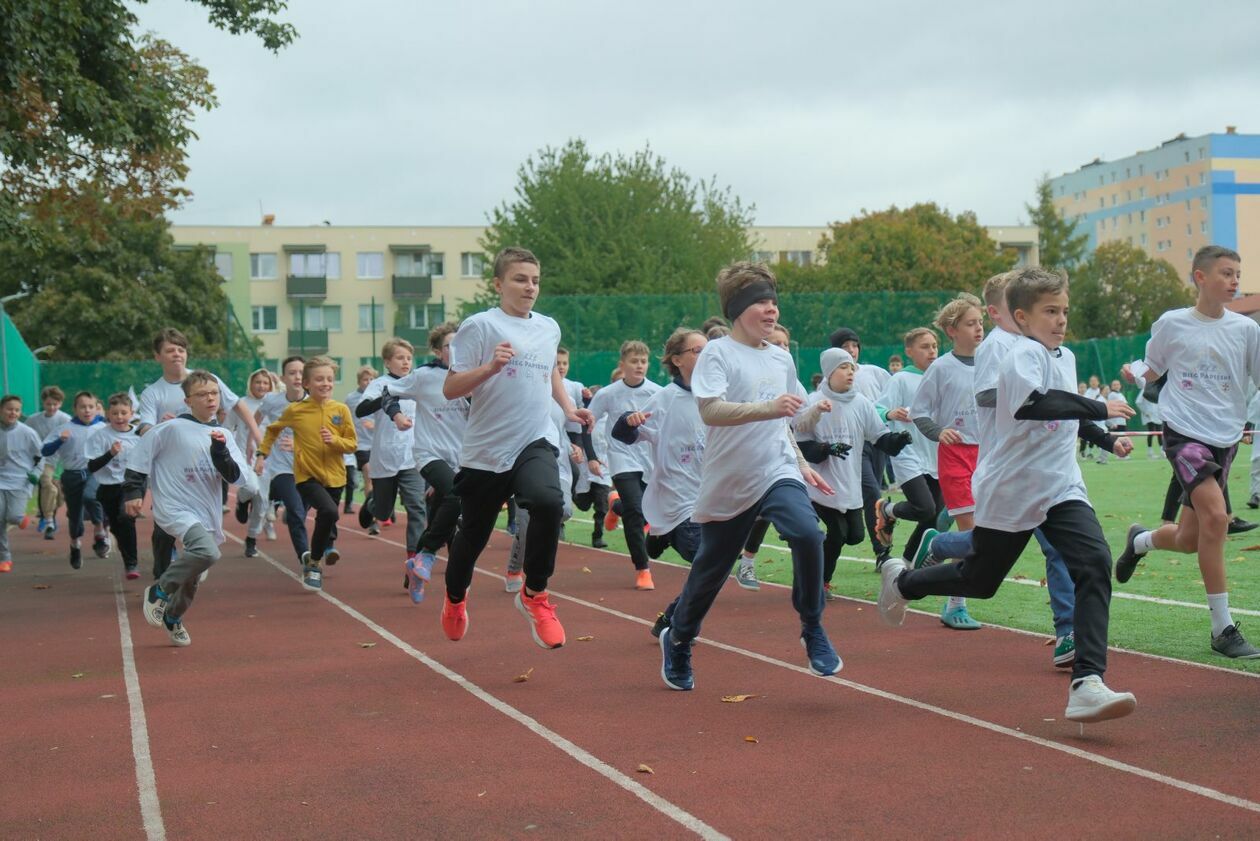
[32,584,50,590]
[71,673,85,679]
[513,668,534,683]
[1038,577,1047,587]
[581,567,592,573]
[577,635,594,641]
[721,694,758,703]
[744,736,759,744]
[358,642,377,649]
[1012,574,1028,581]
[1043,638,1054,646]
[636,763,654,774]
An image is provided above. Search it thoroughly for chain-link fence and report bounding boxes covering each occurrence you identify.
[39,358,265,403]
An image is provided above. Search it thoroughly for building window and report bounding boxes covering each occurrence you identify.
[1184,176,1191,188]
[1111,217,1118,229]
[359,356,378,369]
[1156,194,1165,206]
[404,302,446,329]
[395,251,444,277]
[1184,151,1190,163]
[1126,168,1131,178]
[1155,170,1164,182]
[1139,187,1146,199]
[326,252,341,279]
[330,357,343,382]
[358,303,385,332]
[1201,221,1209,233]
[783,251,812,266]
[1111,194,1117,206]
[750,250,775,263]
[1138,164,1144,176]
[250,252,277,280]
[295,304,342,331]
[1140,233,1148,246]
[1157,240,1169,252]
[1140,210,1146,223]
[290,252,327,277]
[213,252,233,281]
[263,357,281,373]
[1200,196,1208,209]
[251,305,278,333]
[1098,197,1105,208]
[1185,199,1192,211]
[1199,173,1207,185]
[461,252,485,277]
[1199,147,1206,159]
[357,252,384,279]
[1126,190,1132,201]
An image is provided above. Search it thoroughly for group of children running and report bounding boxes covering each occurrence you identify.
[5,244,1256,722]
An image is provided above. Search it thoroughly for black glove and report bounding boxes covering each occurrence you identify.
[827,442,853,460]
[876,431,913,456]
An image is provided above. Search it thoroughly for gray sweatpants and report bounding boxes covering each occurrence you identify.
[0,488,31,560]
[158,523,221,621]
[372,469,427,552]
[238,476,271,538]
[506,495,572,574]
[1250,442,1260,498]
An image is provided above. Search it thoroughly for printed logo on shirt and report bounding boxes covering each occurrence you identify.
[331,414,343,425]
[756,377,778,402]
[1045,421,1061,432]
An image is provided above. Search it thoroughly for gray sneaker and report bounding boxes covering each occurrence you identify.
[735,561,759,591]
[878,558,909,626]
[1211,623,1260,659]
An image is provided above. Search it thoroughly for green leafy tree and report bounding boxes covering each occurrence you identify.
[1026,174,1088,271]
[469,139,754,312]
[774,203,1014,293]
[1068,241,1194,339]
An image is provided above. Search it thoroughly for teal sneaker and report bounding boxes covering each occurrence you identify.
[940,602,982,630]
[1054,631,1076,667]
[913,528,940,570]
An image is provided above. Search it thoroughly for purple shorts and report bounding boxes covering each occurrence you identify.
[1163,425,1237,509]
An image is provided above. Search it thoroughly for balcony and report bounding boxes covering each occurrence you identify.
[287,329,329,355]
[286,275,327,298]
[392,274,432,298]
[393,326,429,347]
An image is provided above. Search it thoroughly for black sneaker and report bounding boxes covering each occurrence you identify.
[244,537,258,558]
[1211,623,1260,659]
[874,549,891,571]
[1227,517,1258,535]
[1249,494,1260,510]
[343,503,354,515]
[358,498,375,529]
[69,546,82,569]
[1114,523,1147,584]
[234,497,250,524]
[660,627,694,691]
[92,536,110,559]
[650,611,669,639]
[592,534,608,549]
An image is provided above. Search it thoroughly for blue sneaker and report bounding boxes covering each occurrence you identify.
[418,551,436,580]
[800,624,843,676]
[405,553,432,605]
[37,517,47,534]
[912,528,940,570]
[660,627,694,691]
[940,602,982,630]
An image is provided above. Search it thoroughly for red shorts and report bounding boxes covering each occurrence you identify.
[937,443,978,515]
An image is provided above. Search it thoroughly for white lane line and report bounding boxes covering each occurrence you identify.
[325,525,1260,815]
[113,578,167,841]
[224,535,728,841]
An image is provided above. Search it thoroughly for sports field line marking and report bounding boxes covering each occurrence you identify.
[318,526,1260,817]
[567,516,1260,617]
[226,535,728,841]
[112,577,167,841]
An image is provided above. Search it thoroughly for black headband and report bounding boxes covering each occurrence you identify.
[724,280,778,322]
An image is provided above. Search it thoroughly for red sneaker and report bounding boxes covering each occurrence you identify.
[18,515,30,530]
[603,492,621,532]
[0,560,12,573]
[516,590,566,649]
[441,594,469,641]
[635,569,655,590]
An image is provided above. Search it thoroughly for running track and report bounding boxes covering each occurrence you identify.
[3,509,1259,840]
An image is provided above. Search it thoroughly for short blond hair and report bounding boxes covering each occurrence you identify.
[381,338,414,361]
[302,355,338,383]
[716,261,777,317]
[355,364,378,381]
[493,247,540,279]
[620,340,650,360]
[1007,267,1069,316]
[903,327,936,349]
[933,293,983,333]
[982,271,1017,307]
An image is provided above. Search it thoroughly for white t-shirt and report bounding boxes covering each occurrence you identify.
[25,410,70,443]
[344,389,373,453]
[799,391,887,512]
[42,419,105,471]
[0,422,43,491]
[878,369,937,480]
[85,424,142,485]
[450,307,562,472]
[630,382,706,533]
[137,373,239,429]
[587,378,661,478]
[547,401,574,518]
[256,392,298,477]
[387,364,469,471]
[1135,391,1161,426]
[690,337,802,522]
[973,337,1088,532]
[574,414,612,493]
[361,374,418,477]
[228,394,264,454]
[127,418,256,545]
[852,364,890,404]
[1143,307,1260,448]
[973,326,1020,461]
[1106,391,1129,430]
[910,352,978,446]
[562,378,586,436]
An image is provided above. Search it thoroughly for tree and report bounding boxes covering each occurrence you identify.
[0,187,256,360]
[471,139,754,309]
[774,203,1014,293]
[1026,174,1088,271]
[1068,241,1194,339]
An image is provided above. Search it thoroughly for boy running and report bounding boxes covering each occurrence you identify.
[40,391,106,569]
[27,386,69,538]
[1116,245,1260,659]
[0,395,42,572]
[345,365,378,530]
[86,393,143,578]
[246,357,310,563]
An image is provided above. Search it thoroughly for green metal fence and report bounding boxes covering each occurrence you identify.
[40,358,266,403]
[1,309,40,407]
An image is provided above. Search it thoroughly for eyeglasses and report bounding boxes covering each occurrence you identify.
[675,347,704,357]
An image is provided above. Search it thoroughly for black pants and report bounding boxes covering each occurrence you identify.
[813,503,864,584]
[861,443,889,555]
[646,519,702,563]
[270,473,309,561]
[613,472,649,570]
[1145,422,1159,449]
[419,459,461,554]
[152,524,176,580]
[446,438,563,599]
[573,483,609,537]
[897,500,1111,681]
[95,483,138,567]
[297,480,343,560]
[744,518,770,554]
[891,474,944,562]
[344,466,357,512]
[60,469,102,541]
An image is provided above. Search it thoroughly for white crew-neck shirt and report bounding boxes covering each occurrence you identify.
[631,382,706,533]
[86,424,142,485]
[450,307,562,472]
[137,373,239,429]
[587,378,662,478]
[0,422,43,491]
[256,392,298,477]
[361,374,418,477]
[800,391,887,511]
[878,369,937,480]
[690,337,802,522]
[911,352,979,445]
[388,363,469,471]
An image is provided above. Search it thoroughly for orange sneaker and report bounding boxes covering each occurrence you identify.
[0,560,11,573]
[604,492,621,532]
[441,594,469,641]
[516,590,566,649]
[18,515,30,530]
[635,569,655,590]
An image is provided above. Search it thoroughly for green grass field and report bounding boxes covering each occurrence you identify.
[534,447,1260,675]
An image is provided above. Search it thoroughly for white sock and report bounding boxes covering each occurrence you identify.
[1207,592,1233,636]
[740,553,755,566]
[1133,530,1155,555]
[947,596,966,611]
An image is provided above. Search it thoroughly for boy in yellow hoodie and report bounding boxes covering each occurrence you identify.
[255,356,357,591]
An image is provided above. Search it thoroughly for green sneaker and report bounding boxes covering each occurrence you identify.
[940,602,982,630]
[913,528,940,570]
[1053,632,1076,668]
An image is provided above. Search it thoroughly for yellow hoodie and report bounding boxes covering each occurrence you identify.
[259,397,357,486]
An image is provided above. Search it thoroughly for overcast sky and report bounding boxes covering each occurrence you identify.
[134,0,1260,230]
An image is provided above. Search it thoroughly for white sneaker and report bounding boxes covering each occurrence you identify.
[878,558,909,626]
[166,620,191,647]
[1065,675,1136,722]
[735,561,759,591]
[265,523,277,541]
